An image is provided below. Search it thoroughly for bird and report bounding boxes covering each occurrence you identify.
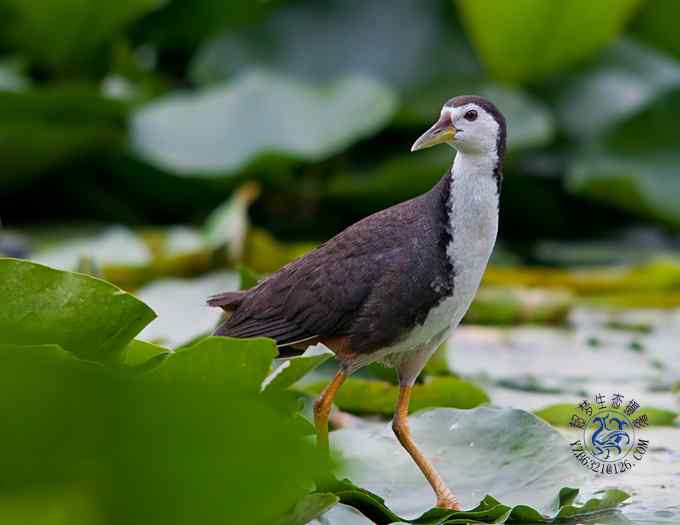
[208,95,506,510]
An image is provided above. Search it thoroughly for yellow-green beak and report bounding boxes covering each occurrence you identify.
[411,114,457,152]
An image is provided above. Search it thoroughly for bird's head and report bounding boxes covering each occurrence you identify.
[411,96,506,158]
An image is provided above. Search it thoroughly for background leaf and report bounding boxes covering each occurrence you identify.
[190,0,478,91]
[303,376,488,415]
[633,0,680,59]
[567,91,680,228]
[555,39,680,140]
[456,0,641,82]
[0,87,126,190]
[0,0,164,70]
[130,70,396,175]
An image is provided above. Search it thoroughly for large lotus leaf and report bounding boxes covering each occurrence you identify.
[0,344,114,491]
[130,70,396,176]
[328,407,628,522]
[143,336,276,393]
[303,377,488,416]
[456,0,640,82]
[190,0,479,92]
[0,258,156,362]
[0,87,126,190]
[0,0,163,70]
[556,39,680,140]
[633,0,680,60]
[566,90,680,229]
[0,337,331,524]
[136,271,238,348]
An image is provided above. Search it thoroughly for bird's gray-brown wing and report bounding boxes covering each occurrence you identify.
[212,173,452,354]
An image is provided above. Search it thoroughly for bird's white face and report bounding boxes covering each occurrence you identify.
[446,104,500,154]
[411,102,502,156]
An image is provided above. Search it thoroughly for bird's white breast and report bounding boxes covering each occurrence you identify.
[444,153,499,326]
[387,152,499,357]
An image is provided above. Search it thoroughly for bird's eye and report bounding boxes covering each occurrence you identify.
[464,109,478,122]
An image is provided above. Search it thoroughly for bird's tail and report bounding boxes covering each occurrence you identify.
[207,290,309,358]
[207,290,246,311]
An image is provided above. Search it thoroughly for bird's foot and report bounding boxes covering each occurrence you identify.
[436,496,461,511]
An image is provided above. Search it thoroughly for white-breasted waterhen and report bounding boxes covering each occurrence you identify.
[209,96,506,510]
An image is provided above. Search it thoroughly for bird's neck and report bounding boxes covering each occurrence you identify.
[445,149,500,258]
[450,149,501,195]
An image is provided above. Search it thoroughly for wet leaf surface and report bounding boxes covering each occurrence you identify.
[326,406,628,522]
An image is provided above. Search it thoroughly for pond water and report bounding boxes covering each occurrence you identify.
[451,307,679,525]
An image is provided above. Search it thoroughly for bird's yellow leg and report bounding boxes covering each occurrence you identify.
[392,385,460,510]
[313,370,346,455]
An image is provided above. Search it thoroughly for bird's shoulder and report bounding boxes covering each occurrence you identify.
[316,192,434,259]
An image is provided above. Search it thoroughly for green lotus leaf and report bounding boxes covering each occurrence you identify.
[0,336,331,524]
[456,0,640,82]
[324,407,629,523]
[303,376,488,416]
[0,258,155,362]
[130,69,396,176]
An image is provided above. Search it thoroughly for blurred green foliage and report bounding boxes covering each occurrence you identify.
[0,258,333,524]
[2,0,680,240]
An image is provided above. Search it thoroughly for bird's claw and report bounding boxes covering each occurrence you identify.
[436,497,461,511]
